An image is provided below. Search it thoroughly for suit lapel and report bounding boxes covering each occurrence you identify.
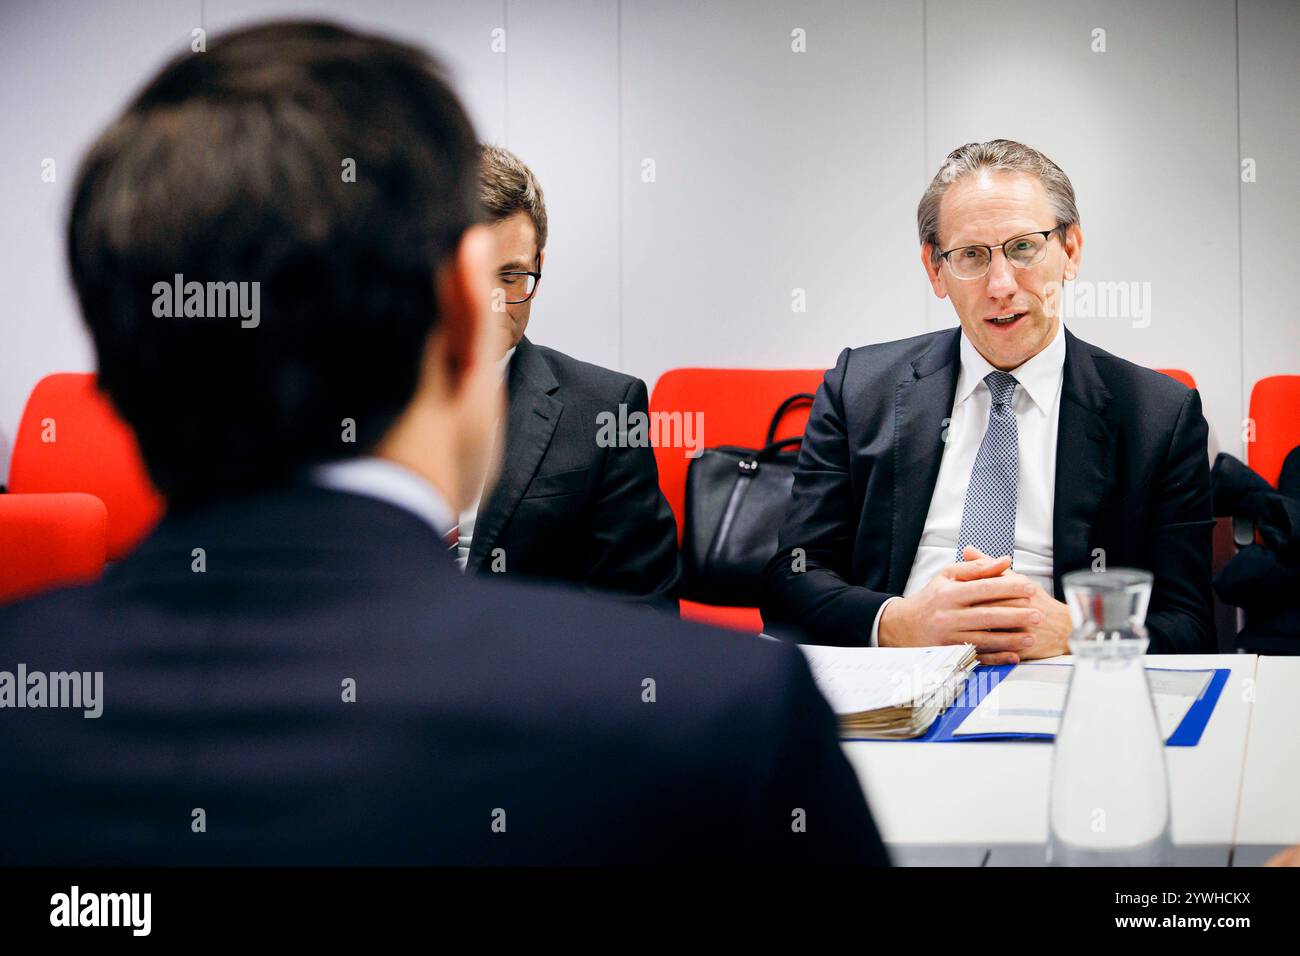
[468,337,562,572]
[1051,328,1118,598]
[887,330,961,594]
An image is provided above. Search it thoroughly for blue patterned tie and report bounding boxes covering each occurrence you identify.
[956,371,1020,563]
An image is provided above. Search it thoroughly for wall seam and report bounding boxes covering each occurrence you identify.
[1235,0,1245,456]
[921,0,930,334]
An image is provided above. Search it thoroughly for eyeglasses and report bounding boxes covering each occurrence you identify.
[938,226,1064,280]
[494,264,542,304]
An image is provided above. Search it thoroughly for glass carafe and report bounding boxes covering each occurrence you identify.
[1047,568,1173,866]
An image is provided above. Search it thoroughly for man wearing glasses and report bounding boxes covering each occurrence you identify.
[457,145,680,607]
[763,139,1213,657]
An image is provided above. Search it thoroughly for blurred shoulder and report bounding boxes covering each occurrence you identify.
[453,573,813,722]
[0,583,105,649]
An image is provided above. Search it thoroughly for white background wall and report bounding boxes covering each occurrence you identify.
[2,0,1296,483]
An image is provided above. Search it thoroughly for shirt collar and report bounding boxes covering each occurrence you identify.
[499,345,517,379]
[955,320,1065,414]
[309,457,456,537]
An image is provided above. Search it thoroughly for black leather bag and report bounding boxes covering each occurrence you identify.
[680,393,815,606]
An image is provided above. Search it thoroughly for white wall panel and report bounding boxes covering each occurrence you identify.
[504,0,621,371]
[619,0,926,389]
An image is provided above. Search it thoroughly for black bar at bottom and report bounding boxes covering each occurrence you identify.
[0,865,1290,942]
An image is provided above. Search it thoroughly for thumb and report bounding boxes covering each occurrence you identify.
[951,553,1012,581]
[961,545,992,562]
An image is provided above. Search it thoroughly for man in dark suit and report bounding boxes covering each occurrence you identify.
[763,140,1213,658]
[0,22,885,865]
[457,146,679,608]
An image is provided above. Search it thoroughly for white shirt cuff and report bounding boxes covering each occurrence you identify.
[869,596,902,647]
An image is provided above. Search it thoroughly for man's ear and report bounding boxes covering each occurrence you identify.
[433,224,494,397]
[921,244,947,298]
[1062,223,1083,281]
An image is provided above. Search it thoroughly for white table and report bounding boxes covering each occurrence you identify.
[1234,656,1300,848]
[841,654,1259,858]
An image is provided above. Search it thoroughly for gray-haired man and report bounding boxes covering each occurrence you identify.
[763,139,1214,657]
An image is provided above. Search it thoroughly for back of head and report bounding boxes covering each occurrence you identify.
[68,20,481,507]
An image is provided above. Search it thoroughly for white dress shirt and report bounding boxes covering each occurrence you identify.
[310,456,456,540]
[457,344,517,570]
[869,321,1066,644]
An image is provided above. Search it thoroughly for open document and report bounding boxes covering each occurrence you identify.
[799,644,977,739]
[951,663,1213,740]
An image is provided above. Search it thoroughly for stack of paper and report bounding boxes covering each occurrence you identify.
[799,644,978,739]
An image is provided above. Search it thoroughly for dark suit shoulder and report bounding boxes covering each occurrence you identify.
[0,581,103,636]
[836,328,959,384]
[0,488,870,865]
[530,341,642,403]
[843,327,955,364]
[816,329,958,417]
[1073,334,1194,414]
[0,550,811,789]
[453,573,810,726]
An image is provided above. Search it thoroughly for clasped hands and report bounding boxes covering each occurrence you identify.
[878,545,1072,664]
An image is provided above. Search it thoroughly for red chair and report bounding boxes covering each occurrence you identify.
[8,373,164,560]
[1248,375,1300,489]
[1156,368,1196,389]
[649,368,825,632]
[0,493,107,604]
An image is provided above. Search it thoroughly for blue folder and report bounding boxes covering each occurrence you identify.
[843,663,1229,747]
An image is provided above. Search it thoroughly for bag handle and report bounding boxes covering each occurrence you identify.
[756,436,802,460]
[737,437,803,474]
[764,392,816,447]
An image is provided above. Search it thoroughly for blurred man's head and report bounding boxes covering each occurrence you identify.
[917,139,1083,371]
[68,21,505,512]
[478,145,547,350]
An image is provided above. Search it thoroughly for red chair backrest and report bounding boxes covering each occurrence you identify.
[649,368,825,541]
[9,373,164,560]
[680,599,763,633]
[0,492,107,604]
[1249,375,1300,489]
[1156,368,1196,389]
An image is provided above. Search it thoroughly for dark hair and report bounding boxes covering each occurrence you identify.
[67,20,481,506]
[478,144,547,253]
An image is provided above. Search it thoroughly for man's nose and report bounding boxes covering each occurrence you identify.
[985,251,1018,298]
